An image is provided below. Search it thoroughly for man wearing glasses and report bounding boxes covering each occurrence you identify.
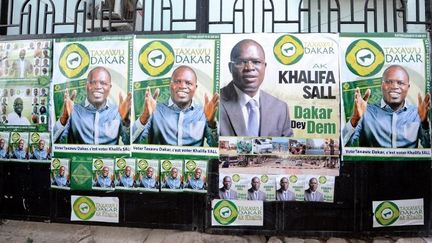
[53,66,131,145]
[132,65,219,147]
[220,39,293,137]
[343,65,430,148]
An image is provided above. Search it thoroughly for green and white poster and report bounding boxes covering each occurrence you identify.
[304,175,335,203]
[275,174,306,201]
[135,158,159,191]
[373,198,424,227]
[160,159,183,192]
[340,33,431,161]
[51,158,70,189]
[212,199,263,226]
[51,36,132,190]
[183,160,208,192]
[71,195,119,223]
[0,40,52,162]
[114,158,136,190]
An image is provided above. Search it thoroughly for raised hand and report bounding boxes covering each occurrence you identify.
[118,92,132,126]
[60,89,77,126]
[204,92,219,128]
[351,88,370,127]
[139,87,160,125]
[418,92,431,124]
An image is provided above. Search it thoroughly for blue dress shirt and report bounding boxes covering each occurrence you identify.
[97,175,113,188]
[120,175,134,187]
[343,100,430,148]
[12,148,26,159]
[140,176,157,188]
[132,99,218,146]
[185,177,206,190]
[0,148,8,158]
[54,100,130,145]
[54,175,68,187]
[164,176,181,189]
[31,148,48,160]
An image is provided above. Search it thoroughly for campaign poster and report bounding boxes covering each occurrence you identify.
[92,158,115,190]
[212,199,263,226]
[218,173,249,200]
[183,160,208,192]
[340,33,431,161]
[114,158,136,190]
[218,33,340,199]
[303,175,334,203]
[8,132,29,161]
[160,159,183,192]
[71,195,119,223]
[275,174,305,201]
[131,34,219,161]
[0,132,10,160]
[52,36,132,190]
[51,158,70,189]
[0,40,52,163]
[372,198,424,227]
[135,158,159,192]
[243,174,276,201]
[28,132,51,162]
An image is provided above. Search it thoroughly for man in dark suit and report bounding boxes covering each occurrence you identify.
[247,176,266,201]
[218,175,238,199]
[304,177,324,202]
[220,39,293,137]
[276,177,296,201]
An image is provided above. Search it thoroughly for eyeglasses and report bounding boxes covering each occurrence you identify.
[382,80,408,87]
[230,59,265,68]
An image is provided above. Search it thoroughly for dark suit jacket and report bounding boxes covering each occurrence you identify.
[276,188,296,201]
[218,187,238,199]
[220,81,293,136]
[246,188,266,200]
[304,189,324,202]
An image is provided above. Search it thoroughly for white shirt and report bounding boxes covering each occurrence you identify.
[233,84,260,130]
[7,111,30,125]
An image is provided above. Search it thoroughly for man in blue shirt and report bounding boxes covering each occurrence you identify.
[118,165,134,188]
[185,167,206,190]
[11,138,27,159]
[132,65,219,147]
[30,139,49,160]
[343,65,430,148]
[163,167,182,189]
[53,165,69,187]
[53,66,131,145]
[95,166,114,188]
[0,138,8,159]
[138,166,158,189]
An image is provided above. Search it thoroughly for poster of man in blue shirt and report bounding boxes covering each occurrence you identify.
[343,65,430,148]
[95,166,114,188]
[53,66,131,145]
[11,138,28,160]
[162,167,182,190]
[52,165,70,187]
[30,139,49,160]
[0,137,9,159]
[132,65,219,147]
[117,165,135,188]
[137,166,159,189]
[184,167,206,191]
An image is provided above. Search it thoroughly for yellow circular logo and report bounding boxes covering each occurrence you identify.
[93,159,104,170]
[138,40,175,77]
[137,159,148,170]
[274,35,304,65]
[30,132,40,143]
[59,43,90,79]
[345,39,385,77]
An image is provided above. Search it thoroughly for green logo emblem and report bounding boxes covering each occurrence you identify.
[30,132,40,143]
[318,176,327,184]
[273,34,304,65]
[289,175,298,183]
[59,43,90,79]
[345,39,385,77]
[11,132,21,143]
[374,201,400,226]
[213,200,239,225]
[162,160,172,171]
[137,159,148,170]
[138,40,175,77]
[93,159,104,170]
[116,158,126,170]
[185,160,197,172]
[72,163,92,185]
[52,158,61,169]
[260,175,268,183]
[73,196,96,220]
[232,174,240,183]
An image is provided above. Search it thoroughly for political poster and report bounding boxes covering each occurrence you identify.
[135,158,159,192]
[373,198,424,227]
[275,174,305,201]
[0,40,52,163]
[114,158,136,190]
[160,159,183,192]
[340,33,431,161]
[304,175,335,203]
[71,195,119,223]
[212,199,263,226]
[51,158,70,189]
[51,36,132,190]
[183,160,208,192]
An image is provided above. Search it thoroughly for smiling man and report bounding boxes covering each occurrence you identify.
[343,65,431,148]
[220,39,293,137]
[7,97,30,125]
[132,65,219,146]
[53,66,131,145]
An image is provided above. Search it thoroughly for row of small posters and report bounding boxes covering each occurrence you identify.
[0,33,430,194]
